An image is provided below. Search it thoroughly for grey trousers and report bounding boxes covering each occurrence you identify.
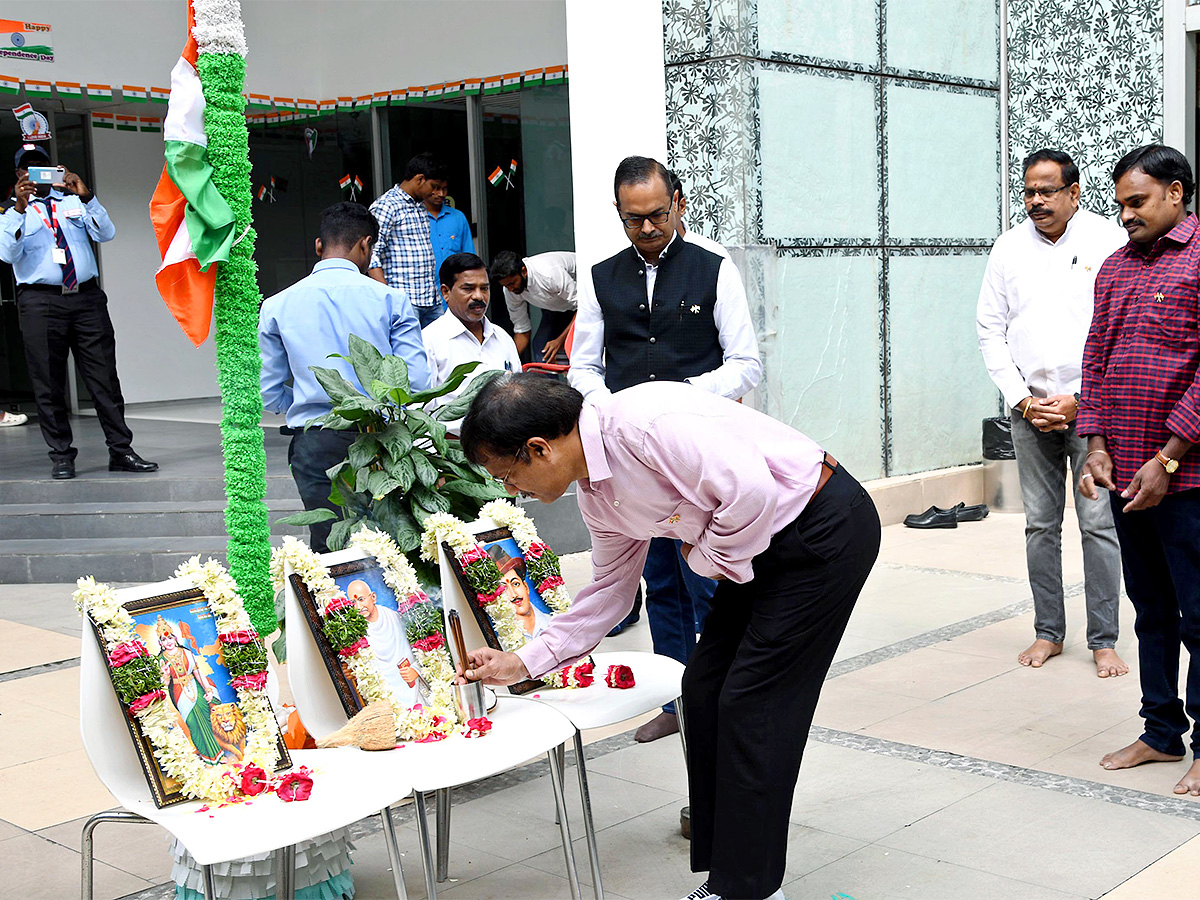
[1011,411,1121,648]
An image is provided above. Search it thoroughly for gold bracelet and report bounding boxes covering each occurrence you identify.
[1086,450,1110,460]
[1022,401,1031,419]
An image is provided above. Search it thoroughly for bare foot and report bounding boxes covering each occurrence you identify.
[1093,648,1129,678]
[1174,759,1200,796]
[1100,739,1185,770]
[1018,639,1063,668]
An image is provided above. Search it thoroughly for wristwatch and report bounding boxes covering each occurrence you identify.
[1155,450,1180,474]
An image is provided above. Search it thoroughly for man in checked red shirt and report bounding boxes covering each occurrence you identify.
[1078,144,1200,796]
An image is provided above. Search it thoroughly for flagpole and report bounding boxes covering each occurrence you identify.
[192,0,274,635]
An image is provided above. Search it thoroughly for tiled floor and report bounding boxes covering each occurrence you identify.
[4,507,1200,899]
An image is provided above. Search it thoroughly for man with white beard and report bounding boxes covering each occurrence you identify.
[347,579,422,704]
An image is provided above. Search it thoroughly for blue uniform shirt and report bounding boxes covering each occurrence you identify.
[426,203,472,292]
[0,190,115,284]
[259,258,432,427]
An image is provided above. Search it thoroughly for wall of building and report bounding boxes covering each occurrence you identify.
[664,0,1002,480]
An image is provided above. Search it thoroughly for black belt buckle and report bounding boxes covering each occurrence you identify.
[61,283,79,295]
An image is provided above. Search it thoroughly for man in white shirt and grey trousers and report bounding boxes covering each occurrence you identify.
[977,148,1129,677]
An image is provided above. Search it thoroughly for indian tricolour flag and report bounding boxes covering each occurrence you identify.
[122,84,147,103]
[149,86,170,104]
[501,72,522,92]
[0,74,19,95]
[483,75,503,95]
[23,79,52,98]
[148,1,236,348]
[56,81,82,99]
[86,83,113,101]
[488,166,504,186]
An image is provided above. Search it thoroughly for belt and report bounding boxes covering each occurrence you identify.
[811,452,838,500]
[20,277,98,294]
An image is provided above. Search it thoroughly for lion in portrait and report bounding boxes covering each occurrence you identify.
[209,703,247,762]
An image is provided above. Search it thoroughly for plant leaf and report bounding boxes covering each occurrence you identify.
[412,451,439,487]
[384,454,416,492]
[367,469,402,500]
[413,484,452,514]
[380,421,413,459]
[380,355,412,399]
[408,360,483,403]
[279,508,339,526]
[440,478,508,501]
[326,516,361,551]
[271,629,287,663]
[370,495,423,552]
[432,369,504,421]
[355,466,372,494]
[407,408,449,454]
[340,334,384,390]
[309,365,359,403]
[348,434,382,470]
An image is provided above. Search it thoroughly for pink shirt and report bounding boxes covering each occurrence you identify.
[514,381,826,678]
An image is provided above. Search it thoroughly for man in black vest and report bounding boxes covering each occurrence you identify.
[570,156,762,743]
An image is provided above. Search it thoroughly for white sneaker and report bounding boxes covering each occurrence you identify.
[0,411,27,427]
[680,883,721,900]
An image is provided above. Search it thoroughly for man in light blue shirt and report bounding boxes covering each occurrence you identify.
[0,143,156,480]
[424,180,473,305]
[259,202,430,550]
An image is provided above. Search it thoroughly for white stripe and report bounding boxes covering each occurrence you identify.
[157,219,199,274]
[192,0,248,57]
[163,56,207,147]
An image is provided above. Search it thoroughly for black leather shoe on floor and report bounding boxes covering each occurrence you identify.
[51,460,76,480]
[109,451,159,473]
[903,503,960,528]
[956,503,990,522]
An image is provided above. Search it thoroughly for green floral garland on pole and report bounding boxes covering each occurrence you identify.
[193,0,273,636]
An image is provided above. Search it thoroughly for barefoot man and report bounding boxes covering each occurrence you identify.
[977,148,1128,676]
[1079,145,1200,794]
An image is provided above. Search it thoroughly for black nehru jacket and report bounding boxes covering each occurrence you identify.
[591,237,723,393]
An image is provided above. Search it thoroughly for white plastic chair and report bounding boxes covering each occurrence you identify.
[284,553,584,900]
[79,581,415,900]
[434,520,687,900]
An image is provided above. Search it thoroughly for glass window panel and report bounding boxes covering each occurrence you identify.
[887,0,999,82]
[759,0,878,67]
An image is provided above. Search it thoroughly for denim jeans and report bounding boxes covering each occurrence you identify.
[643,536,717,714]
[1011,412,1121,648]
[415,303,444,329]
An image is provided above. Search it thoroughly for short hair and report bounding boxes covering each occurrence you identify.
[490,250,524,280]
[460,373,584,464]
[1022,148,1079,187]
[404,152,448,182]
[668,169,686,203]
[1112,144,1196,204]
[439,252,488,289]
[319,202,378,249]
[613,155,675,203]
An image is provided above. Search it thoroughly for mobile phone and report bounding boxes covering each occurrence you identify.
[27,166,64,185]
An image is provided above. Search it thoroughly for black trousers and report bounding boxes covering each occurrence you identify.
[531,308,575,363]
[288,429,357,552]
[682,465,881,899]
[16,282,133,462]
[1109,488,1200,758]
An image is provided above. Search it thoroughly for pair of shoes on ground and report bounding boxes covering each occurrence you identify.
[0,411,27,427]
[681,881,786,900]
[903,501,989,529]
[51,451,159,480]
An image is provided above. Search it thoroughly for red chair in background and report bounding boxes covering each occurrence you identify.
[522,319,576,375]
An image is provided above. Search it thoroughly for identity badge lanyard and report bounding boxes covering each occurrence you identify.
[31,200,68,266]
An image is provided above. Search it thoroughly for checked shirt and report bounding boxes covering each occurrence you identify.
[1078,213,1200,493]
[368,186,437,308]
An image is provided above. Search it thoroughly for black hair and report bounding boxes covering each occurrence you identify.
[1022,148,1079,187]
[404,152,448,182]
[490,250,524,280]
[668,169,685,203]
[459,373,584,464]
[1112,144,1195,204]
[439,252,488,289]
[318,202,378,249]
[613,155,675,203]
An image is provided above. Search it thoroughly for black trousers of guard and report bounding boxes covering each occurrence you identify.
[682,465,881,900]
[288,428,357,552]
[16,281,134,463]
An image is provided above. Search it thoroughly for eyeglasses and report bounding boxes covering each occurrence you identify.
[618,199,675,230]
[496,447,525,491]
[1023,185,1070,201]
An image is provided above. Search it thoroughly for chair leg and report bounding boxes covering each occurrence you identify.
[573,729,605,900]
[547,745,583,900]
[675,694,689,762]
[413,790,439,900]
[435,786,451,882]
[379,806,409,900]
[553,743,566,824]
[80,810,152,900]
[202,864,218,900]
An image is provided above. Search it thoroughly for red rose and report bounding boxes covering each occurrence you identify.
[220,629,258,644]
[230,671,268,692]
[128,689,165,714]
[324,595,353,615]
[538,575,565,593]
[478,584,505,605]
[465,716,493,737]
[240,764,268,796]
[275,767,313,802]
[337,637,369,657]
[525,542,548,560]
[577,659,595,675]
[460,545,488,565]
[605,665,636,689]
[396,592,425,615]
[107,640,149,668]
[412,633,445,652]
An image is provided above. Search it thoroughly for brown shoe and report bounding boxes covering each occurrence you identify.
[635,710,679,743]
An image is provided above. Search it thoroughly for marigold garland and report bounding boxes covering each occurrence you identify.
[75,558,283,803]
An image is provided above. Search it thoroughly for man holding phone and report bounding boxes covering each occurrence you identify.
[0,143,156,479]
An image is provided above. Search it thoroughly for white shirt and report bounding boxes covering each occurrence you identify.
[422,308,522,430]
[569,233,762,401]
[503,251,578,334]
[976,209,1128,409]
[365,606,420,706]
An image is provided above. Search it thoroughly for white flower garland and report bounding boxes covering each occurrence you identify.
[75,559,281,803]
[271,532,459,740]
[480,500,571,613]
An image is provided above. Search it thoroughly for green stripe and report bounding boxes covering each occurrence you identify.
[116,124,138,131]
[164,139,237,270]
[91,120,113,129]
